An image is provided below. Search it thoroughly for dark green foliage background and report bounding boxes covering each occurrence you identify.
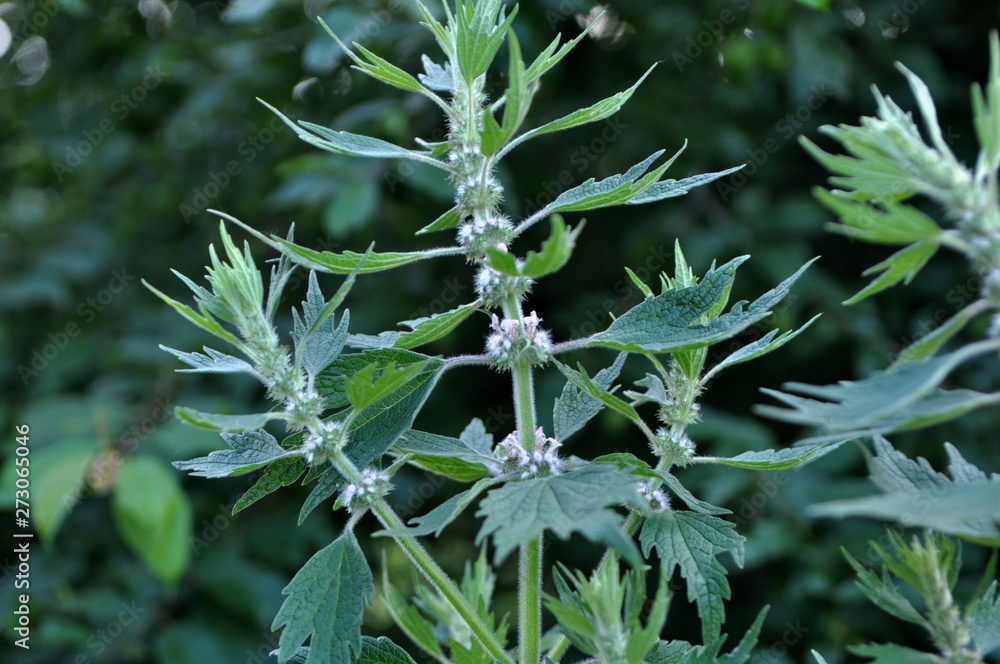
[2,1,998,662]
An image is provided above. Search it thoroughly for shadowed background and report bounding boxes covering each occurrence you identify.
[1,1,999,662]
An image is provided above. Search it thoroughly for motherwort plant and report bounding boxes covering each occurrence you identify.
[143,3,996,664]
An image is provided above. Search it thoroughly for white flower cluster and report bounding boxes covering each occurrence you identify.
[495,427,562,479]
[636,481,670,512]
[654,428,696,464]
[457,212,513,249]
[300,420,346,465]
[342,467,391,511]
[485,311,553,368]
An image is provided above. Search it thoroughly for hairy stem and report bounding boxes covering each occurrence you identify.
[504,297,543,664]
[330,452,513,664]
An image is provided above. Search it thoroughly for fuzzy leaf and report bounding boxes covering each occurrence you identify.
[553,352,627,442]
[640,511,745,642]
[692,440,848,471]
[505,64,656,156]
[418,206,463,234]
[970,581,1000,655]
[758,340,1000,434]
[703,314,821,381]
[302,350,445,522]
[144,280,243,347]
[174,429,292,478]
[553,360,643,428]
[842,547,927,626]
[629,167,746,205]
[476,465,642,565]
[487,216,583,278]
[216,209,461,275]
[382,578,447,662]
[644,606,767,664]
[233,456,308,514]
[346,360,436,411]
[393,301,479,350]
[890,301,988,368]
[272,534,374,664]
[810,436,1000,545]
[174,407,284,433]
[813,188,942,245]
[522,149,679,226]
[396,429,498,480]
[292,271,352,377]
[159,345,254,374]
[454,0,518,83]
[376,477,499,538]
[844,240,939,305]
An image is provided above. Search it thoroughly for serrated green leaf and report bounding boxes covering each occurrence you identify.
[487,216,583,279]
[503,64,657,157]
[553,360,644,429]
[302,350,445,522]
[644,606,767,664]
[143,280,243,348]
[757,339,1000,434]
[382,579,447,662]
[292,269,355,377]
[174,407,285,433]
[842,547,927,626]
[496,30,532,148]
[159,345,254,374]
[970,581,1000,655]
[628,166,746,205]
[272,532,374,664]
[845,240,939,305]
[520,149,679,228]
[692,440,847,471]
[890,300,989,368]
[418,206,463,234]
[813,188,942,245]
[553,352,627,442]
[476,465,642,565]
[376,477,499,538]
[810,436,1000,545]
[215,209,462,275]
[233,456,308,514]
[393,301,479,350]
[703,314,820,381]
[346,360,434,411]
[640,511,745,642]
[454,0,518,84]
[593,257,815,354]
[174,429,293,478]
[112,456,192,585]
[396,429,498,480]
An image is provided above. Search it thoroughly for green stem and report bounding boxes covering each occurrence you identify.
[371,499,514,664]
[331,452,513,664]
[503,297,543,664]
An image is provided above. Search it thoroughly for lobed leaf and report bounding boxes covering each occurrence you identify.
[174,429,293,478]
[476,465,643,565]
[159,345,254,374]
[640,511,745,642]
[553,352,627,442]
[272,532,374,664]
[393,301,480,350]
